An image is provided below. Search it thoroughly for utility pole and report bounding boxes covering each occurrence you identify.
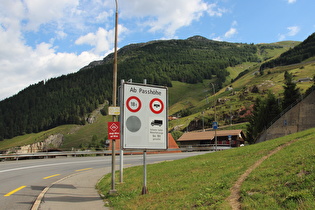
[109,0,118,194]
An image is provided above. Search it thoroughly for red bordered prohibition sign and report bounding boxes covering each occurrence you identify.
[150,98,164,114]
[126,96,142,112]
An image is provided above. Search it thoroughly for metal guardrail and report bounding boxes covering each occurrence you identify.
[0,146,230,161]
[0,150,112,160]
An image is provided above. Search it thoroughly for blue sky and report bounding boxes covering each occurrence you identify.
[0,0,314,100]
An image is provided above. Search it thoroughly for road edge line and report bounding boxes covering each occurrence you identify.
[31,171,84,210]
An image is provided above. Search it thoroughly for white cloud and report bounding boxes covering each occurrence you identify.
[278,34,286,41]
[23,0,79,31]
[212,36,222,41]
[231,21,238,27]
[225,28,237,38]
[287,26,300,36]
[75,25,128,55]
[287,0,297,4]
[0,0,229,100]
[212,21,238,41]
[0,0,112,100]
[55,30,67,39]
[120,0,225,38]
[278,26,300,41]
[0,31,100,100]
[206,3,227,17]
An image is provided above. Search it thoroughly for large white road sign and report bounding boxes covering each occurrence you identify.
[122,83,168,150]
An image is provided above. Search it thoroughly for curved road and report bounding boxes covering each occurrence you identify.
[0,152,210,209]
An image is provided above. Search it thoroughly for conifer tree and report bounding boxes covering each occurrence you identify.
[246,92,281,143]
[282,71,300,109]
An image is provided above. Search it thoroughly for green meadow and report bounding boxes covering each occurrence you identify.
[97,128,315,209]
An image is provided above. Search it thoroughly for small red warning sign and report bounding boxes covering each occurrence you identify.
[108,122,120,139]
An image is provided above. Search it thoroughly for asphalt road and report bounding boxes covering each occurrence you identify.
[0,151,211,210]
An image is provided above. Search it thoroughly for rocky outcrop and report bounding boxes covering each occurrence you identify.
[7,134,64,154]
[80,60,104,71]
[86,103,106,124]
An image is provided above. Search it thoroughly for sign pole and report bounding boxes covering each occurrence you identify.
[120,80,124,183]
[142,150,148,194]
[215,129,217,151]
[107,122,120,194]
[110,140,116,193]
[211,83,217,151]
[212,121,218,151]
[142,79,148,195]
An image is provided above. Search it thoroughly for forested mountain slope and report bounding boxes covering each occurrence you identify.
[260,32,315,71]
[0,34,308,141]
[0,36,263,140]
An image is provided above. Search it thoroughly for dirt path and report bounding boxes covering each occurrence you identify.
[227,140,297,210]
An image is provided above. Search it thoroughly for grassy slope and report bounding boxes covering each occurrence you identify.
[97,128,315,209]
[168,80,213,112]
[0,115,111,151]
[0,125,79,151]
[168,41,309,131]
[168,61,314,133]
[242,129,315,209]
[61,114,111,149]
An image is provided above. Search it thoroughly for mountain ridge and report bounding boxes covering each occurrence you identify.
[80,35,220,71]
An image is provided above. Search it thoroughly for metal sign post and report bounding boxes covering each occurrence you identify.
[142,79,148,195]
[142,150,148,194]
[213,121,218,151]
[119,80,124,184]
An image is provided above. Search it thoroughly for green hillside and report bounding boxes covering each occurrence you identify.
[168,59,314,134]
[1,33,315,150]
[261,33,315,71]
[0,110,111,151]
[97,128,315,209]
[0,36,263,140]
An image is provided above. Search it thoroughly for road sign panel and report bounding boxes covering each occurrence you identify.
[108,122,120,139]
[126,96,142,112]
[122,83,168,150]
[212,121,218,130]
[150,98,164,114]
[108,106,120,115]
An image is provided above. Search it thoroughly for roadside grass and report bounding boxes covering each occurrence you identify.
[241,129,315,209]
[97,128,315,209]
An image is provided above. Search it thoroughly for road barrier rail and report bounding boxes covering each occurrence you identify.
[0,145,233,161]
